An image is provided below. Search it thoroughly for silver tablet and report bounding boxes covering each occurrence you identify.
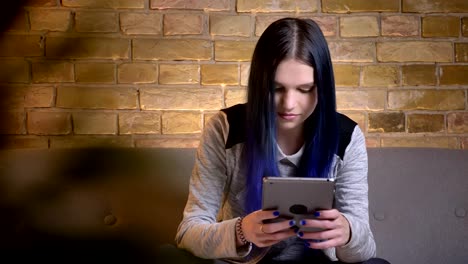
[262,176,335,232]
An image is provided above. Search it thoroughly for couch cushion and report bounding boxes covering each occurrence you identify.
[368,148,468,264]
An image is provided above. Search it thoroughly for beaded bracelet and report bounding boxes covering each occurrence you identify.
[235,217,249,245]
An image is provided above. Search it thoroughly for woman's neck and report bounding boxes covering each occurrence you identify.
[276,127,304,155]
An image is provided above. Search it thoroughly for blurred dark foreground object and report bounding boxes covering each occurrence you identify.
[0,147,467,264]
[0,147,196,263]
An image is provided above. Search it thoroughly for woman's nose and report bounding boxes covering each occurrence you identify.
[281,91,295,110]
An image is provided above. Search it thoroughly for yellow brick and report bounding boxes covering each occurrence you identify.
[336,90,386,110]
[408,114,445,133]
[162,112,202,134]
[328,41,375,62]
[455,43,468,62]
[215,41,256,61]
[120,13,162,35]
[135,137,200,148]
[201,64,238,85]
[133,39,211,61]
[333,64,360,87]
[237,0,318,12]
[118,63,157,84]
[377,42,452,62]
[0,60,29,83]
[1,136,49,149]
[368,112,405,133]
[402,65,436,86]
[381,16,419,37]
[366,137,381,148]
[159,64,199,85]
[340,16,379,37]
[0,112,26,134]
[29,9,71,31]
[258,15,337,37]
[440,66,468,86]
[225,88,247,107]
[422,16,459,38]
[151,0,230,11]
[62,0,144,8]
[255,15,291,37]
[75,63,115,83]
[382,136,458,149]
[305,16,337,37]
[403,0,468,13]
[50,136,133,148]
[407,114,445,133]
[119,112,161,134]
[26,0,57,7]
[323,0,399,13]
[32,61,74,83]
[362,65,398,87]
[210,15,251,37]
[0,35,43,57]
[463,18,468,37]
[0,86,55,108]
[163,14,203,35]
[73,112,117,135]
[140,87,223,110]
[56,86,138,109]
[447,113,468,133]
[25,86,55,107]
[4,86,55,109]
[388,90,465,110]
[47,37,129,59]
[339,112,365,130]
[462,137,468,149]
[240,64,250,86]
[75,11,118,32]
[27,111,71,135]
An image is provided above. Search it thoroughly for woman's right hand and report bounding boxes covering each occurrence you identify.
[238,210,296,247]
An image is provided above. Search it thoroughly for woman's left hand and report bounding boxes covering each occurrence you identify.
[297,209,351,249]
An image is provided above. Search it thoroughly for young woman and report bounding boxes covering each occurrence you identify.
[175,18,388,264]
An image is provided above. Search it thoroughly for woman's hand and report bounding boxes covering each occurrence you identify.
[239,210,296,248]
[297,209,351,249]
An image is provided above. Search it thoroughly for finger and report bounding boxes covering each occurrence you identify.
[306,237,340,249]
[257,209,280,221]
[298,228,340,241]
[261,219,296,234]
[299,219,337,231]
[258,229,296,247]
[313,209,340,220]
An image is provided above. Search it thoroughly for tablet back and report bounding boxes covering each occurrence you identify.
[262,177,335,231]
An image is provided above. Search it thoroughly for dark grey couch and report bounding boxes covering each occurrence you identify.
[0,147,467,263]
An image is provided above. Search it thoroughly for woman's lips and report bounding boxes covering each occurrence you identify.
[278,113,298,120]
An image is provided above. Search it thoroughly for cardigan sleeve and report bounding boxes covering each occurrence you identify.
[175,111,241,258]
[328,125,377,262]
[175,112,268,263]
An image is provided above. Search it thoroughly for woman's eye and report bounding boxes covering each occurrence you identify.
[274,87,284,92]
[298,86,315,93]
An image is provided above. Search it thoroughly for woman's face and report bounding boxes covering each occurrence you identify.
[274,58,317,134]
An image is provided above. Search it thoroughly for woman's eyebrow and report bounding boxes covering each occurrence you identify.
[274,81,316,87]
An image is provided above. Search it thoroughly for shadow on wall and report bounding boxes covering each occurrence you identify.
[0,0,81,149]
[0,2,185,262]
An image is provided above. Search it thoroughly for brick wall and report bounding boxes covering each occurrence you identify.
[0,0,467,149]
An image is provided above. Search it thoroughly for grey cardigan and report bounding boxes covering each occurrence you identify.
[176,104,376,263]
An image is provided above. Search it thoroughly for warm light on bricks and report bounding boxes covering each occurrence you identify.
[0,0,466,149]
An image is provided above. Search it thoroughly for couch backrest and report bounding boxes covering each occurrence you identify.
[367,148,468,264]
